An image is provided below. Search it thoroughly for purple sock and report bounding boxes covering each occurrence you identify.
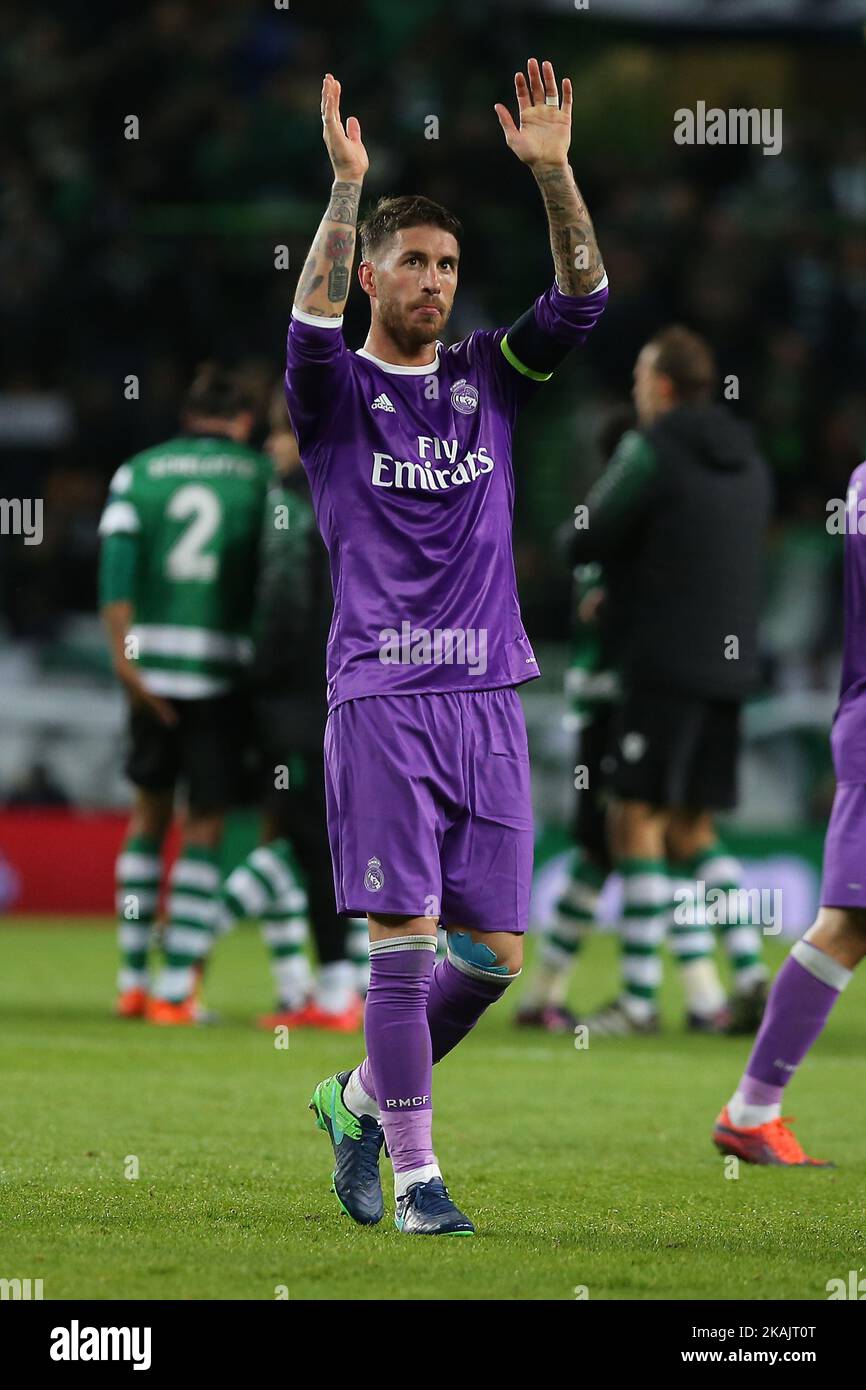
[363,938,436,1173]
[427,956,510,1063]
[355,955,511,1108]
[739,1074,784,1108]
[740,947,846,1100]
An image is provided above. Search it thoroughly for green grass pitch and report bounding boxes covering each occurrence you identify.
[1,921,862,1301]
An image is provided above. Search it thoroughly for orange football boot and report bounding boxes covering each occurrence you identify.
[116,987,148,1019]
[145,995,198,1026]
[256,1003,314,1030]
[712,1106,833,1167]
[300,995,365,1033]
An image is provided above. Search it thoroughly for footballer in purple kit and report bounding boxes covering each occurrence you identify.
[713,459,866,1168]
[288,60,608,1233]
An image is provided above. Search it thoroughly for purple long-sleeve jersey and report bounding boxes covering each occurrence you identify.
[285,278,608,710]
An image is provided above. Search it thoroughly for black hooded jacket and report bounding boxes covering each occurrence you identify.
[562,403,771,699]
[252,469,331,704]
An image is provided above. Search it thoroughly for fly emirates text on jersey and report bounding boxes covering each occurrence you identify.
[371,436,495,492]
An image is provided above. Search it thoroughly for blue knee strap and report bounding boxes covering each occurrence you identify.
[448,931,510,976]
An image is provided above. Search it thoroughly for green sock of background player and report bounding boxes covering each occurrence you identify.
[520,848,606,1011]
[116,831,163,995]
[219,838,313,1010]
[152,845,221,1003]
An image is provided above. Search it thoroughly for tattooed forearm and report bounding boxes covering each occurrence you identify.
[534,162,605,296]
[328,264,349,301]
[296,265,324,301]
[293,178,363,317]
[328,180,362,225]
[324,228,353,302]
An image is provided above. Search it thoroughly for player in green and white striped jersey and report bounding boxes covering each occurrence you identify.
[212,393,369,1029]
[517,408,631,1032]
[99,365,271,1023]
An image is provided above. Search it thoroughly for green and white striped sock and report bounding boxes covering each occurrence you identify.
[262,908,312,1010]
[218,839,312,1009]
[691,844,768,994]
[524,850,606,1009]
[219,839,301,931]
[262,883,312,1012]
[116,833,162,992]
[153,847,221,1003]
[618,857,670,1022]
[667,860,726,1018]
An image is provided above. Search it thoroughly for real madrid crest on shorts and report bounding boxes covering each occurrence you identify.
[364,856,385,892]
[450,378,478,415]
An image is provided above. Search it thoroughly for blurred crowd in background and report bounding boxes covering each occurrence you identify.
[1,0,865,817]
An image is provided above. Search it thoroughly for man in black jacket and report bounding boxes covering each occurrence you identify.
[516,406,632,1033]
[565,326,772,1035]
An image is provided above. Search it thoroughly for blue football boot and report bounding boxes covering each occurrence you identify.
[309,1071,385,1225]
[394,1177,475,1236]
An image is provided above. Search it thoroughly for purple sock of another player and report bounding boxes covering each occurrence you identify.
[363,936,437,1176]
[427,955,512,1063]
[739,941,851,1101]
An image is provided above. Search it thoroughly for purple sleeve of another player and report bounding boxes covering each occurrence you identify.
[284,308,352,463]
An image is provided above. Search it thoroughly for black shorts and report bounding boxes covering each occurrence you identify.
[252,693,350,954]
[125,693,250,811]
[570,706,616,866]
[605,689,741,811]
[252,692,326,817]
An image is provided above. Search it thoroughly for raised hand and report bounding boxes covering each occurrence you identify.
[321,72,369,183]
[293,74,365,317]
[495,59,604,296]
[494,59,572,170]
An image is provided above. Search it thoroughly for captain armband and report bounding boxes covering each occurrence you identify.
[500,308,573,382]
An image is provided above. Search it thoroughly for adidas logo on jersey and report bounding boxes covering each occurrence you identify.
[371,393,396,413]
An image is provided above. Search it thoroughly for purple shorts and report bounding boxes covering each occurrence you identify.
[820,781,866,909]
[324,688,533,932]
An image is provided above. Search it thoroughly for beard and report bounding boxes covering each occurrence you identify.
[377,294,451,356]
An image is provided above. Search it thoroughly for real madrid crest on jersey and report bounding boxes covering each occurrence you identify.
[450,378,479,415]
[364,856,385,892]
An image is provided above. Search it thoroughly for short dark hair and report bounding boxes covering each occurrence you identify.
[183,363,255,420]
[647,326,716,403]
[358,194,462,261]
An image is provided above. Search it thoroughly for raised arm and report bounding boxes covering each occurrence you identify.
[495,58,605,296]
[293,73,369,320]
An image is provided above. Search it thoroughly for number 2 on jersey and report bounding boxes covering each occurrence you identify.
[165,484,222,582]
